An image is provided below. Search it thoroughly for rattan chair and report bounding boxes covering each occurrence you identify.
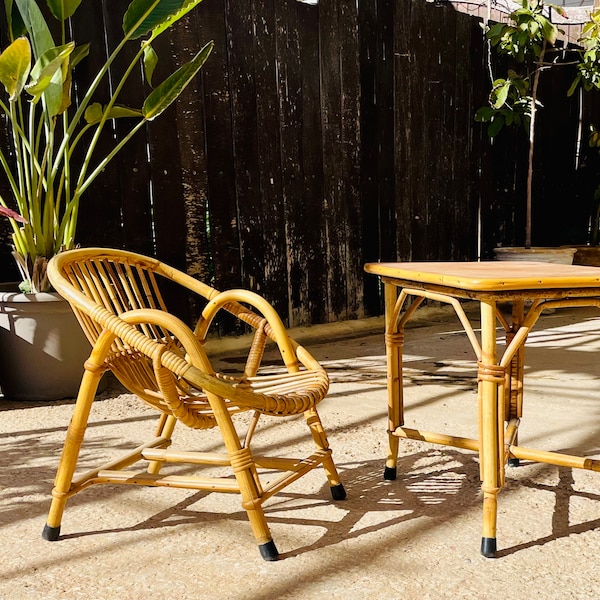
[42,248,346,560]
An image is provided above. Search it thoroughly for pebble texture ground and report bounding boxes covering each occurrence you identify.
[2,305,600,599]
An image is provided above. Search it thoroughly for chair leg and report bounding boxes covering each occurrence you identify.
[234,448,280,561]
[42,368,103,541]
[304,408,346,500]
[210,399,279,560]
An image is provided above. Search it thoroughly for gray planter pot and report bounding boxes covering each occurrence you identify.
[0,284,93,401]
[569,245,600,267]
[493,246,576,264]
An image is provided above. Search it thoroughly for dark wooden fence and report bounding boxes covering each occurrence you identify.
[0,0,598,329]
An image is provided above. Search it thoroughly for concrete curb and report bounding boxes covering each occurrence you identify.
[204,301,480,356]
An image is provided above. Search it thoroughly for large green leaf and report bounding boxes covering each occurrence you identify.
[123,0,187,40]
[488,116,505,137]
[0,37,31,100]
[70,42,90,69]
[14,0,54,58]
[46,0,84,21]
[84,102,143,124]
[147,0,205,44]
[25,43,73,112]
[142,41,212,120]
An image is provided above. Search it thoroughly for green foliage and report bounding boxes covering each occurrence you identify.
[477,1,566,139]
[0,0,213,292]
[571,10,600,94]
[479,2,600,135]
[475,72,532,136]
[486,0,562,62]
[477,0,600,248]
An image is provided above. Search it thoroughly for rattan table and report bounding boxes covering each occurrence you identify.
[364,260,600,557]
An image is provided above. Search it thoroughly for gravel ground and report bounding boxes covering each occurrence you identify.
[2,305,600,599]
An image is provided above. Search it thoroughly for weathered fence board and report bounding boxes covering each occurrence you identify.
[0,0,598,329]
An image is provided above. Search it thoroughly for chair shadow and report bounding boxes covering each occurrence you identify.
[57,450,481,550]
[57,449,600,560]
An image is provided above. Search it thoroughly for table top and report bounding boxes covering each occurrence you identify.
[364,261,600,292]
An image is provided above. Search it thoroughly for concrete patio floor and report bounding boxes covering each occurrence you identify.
[2,303,600,599]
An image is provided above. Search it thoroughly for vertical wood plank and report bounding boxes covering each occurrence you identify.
[172,6,211,284]
[105,0,154,257]
[374,0,396,261]
[319,0,343,319]
[394,0,414,260]
[224,0,262,293]
[319,0,362,321]
[359,0,381,315]
[251,0,288,318]
[275,0,309,326]
[297,1,327,324]
[339,0,363,319]
[202,0,243,294]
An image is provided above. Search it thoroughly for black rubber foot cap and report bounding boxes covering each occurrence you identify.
[383,466,397,481]
[481,537,497,558]
[330,483,347,501]
[508,458,520,468]
[259,540,279,561]
[42,524,61,541]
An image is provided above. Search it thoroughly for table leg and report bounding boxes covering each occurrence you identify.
[479,300,503,558]
[384,282,403,480]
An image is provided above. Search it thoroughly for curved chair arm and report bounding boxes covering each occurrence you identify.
[120,309,214,374]
[118,309,310,414]
[195,289,298,372]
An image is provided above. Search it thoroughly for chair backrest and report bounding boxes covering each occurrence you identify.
[49,249,206,341]
[47,249,220,419]
[47,248,327,424]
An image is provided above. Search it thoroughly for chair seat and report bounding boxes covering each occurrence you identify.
[215,368,329,415]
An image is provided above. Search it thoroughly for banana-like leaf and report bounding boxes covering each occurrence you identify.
[123,0,187,40]
[25,43,74,108]
[147,0,205,44]
[46,0,84,21]
[84,102,144,124]
[70,43,90,69]
[14,0,54,58]
[142,41,212,120]
[0,37,31,100]
[57,60,72,114]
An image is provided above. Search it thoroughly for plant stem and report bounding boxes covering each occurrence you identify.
[525,40,547,249]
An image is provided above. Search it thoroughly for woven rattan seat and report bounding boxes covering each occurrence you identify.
[42,248,345,560]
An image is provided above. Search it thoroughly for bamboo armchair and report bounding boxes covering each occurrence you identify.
[42,248,346,560]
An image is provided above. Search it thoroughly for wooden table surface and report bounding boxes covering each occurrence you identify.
[364,261,600,292]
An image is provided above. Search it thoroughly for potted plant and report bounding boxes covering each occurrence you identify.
[0,0,212,400]
[475,0,600,263]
